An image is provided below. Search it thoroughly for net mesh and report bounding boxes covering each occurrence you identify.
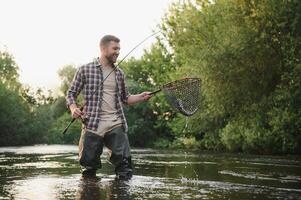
[162,78,201,116]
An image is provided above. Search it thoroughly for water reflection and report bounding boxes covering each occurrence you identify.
[76,176,131,200]
[76,177,102,200]
[7,176,79,200]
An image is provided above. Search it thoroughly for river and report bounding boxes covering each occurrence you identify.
[0,145,300,199]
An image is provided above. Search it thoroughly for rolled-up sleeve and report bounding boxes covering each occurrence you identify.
[66,66,84,108]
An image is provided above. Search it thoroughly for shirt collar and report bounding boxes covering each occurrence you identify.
[93,57,101,68]
[93,57,117,69]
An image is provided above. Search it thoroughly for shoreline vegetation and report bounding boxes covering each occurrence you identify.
[1,0,300,154]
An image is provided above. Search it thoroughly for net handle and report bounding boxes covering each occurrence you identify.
[149,88,161,95]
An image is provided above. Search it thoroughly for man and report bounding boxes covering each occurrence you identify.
[66,35,151,180]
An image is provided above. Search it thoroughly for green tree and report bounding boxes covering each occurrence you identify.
[0,51,20,89]
[0,83,32,145]
[0,50,54,146]
[57,64,77,95]
[160,0,301,153]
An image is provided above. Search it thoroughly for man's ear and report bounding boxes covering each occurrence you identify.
[100,44,107,53]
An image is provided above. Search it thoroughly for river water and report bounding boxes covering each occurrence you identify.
[0,145,300,199]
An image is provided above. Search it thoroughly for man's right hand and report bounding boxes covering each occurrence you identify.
[69,104,83,119]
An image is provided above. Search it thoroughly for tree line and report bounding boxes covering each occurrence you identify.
[0,0,300,154]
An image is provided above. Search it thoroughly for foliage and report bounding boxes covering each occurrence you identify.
[47,112,81,144]
[0,51,20,89]
[51,96,67,118]
[0,51,55,146]
[57,64,78,95]
[21,86,54,105]
[0,82,31,145]
[160,0,301,153]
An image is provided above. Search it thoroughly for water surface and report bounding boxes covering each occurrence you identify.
[0,145,300,199]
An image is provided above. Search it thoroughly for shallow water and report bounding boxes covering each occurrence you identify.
[0,145,300,199]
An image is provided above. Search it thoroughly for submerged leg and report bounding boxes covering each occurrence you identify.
[104,126,133,180]
[78,129,104,177]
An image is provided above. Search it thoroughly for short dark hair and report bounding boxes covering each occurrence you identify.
[100,35,120,46]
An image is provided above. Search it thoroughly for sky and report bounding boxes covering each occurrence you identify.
[0,0,175,94]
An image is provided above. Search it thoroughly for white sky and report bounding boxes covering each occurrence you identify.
[0,0,175,94]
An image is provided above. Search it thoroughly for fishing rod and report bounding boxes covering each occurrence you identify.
[62,31,161,134]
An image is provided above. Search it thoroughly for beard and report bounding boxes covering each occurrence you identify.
[106,54,118,64]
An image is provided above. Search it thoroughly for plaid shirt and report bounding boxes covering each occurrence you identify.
[66,58,130,132]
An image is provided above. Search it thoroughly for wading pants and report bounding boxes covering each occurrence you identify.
[78,126,133,179]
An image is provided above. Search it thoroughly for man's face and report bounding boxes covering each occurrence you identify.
[102,41,120,64]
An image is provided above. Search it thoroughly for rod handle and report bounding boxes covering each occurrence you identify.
[62,106,84,135]
[62,118,76,135]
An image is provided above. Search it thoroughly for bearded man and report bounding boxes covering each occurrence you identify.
[66,35,151,180]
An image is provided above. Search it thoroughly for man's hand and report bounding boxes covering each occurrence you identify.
[140,92,152,102]
[69,104,83,119]
[127,92,152,105]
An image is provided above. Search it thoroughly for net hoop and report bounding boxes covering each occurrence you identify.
[162,77,201,116]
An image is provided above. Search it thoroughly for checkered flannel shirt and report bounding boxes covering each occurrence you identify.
[66,58,130,132]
